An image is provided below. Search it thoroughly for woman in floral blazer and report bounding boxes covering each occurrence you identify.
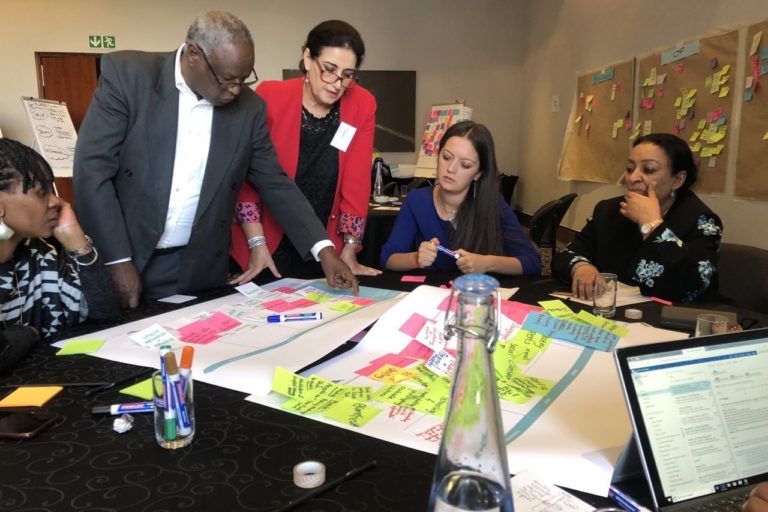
[552,133,722,303]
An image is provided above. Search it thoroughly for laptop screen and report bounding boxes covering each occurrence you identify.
[617,329,768,507]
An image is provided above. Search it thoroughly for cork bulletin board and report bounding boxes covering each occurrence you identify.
[735,20,768,200]
[558,60,635,183]
[636,30,738,195]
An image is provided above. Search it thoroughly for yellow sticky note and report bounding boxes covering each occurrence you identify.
[304,292,332,303]
[538,299,577,320]
[330,301,361,313]
[698,119,707,130]
[712,145,725,155]
[719,74,730,86]
[56,339,106,356]
[689,131,700,142]
[750,31,762,56]
[721,64,731,75]
[763,131,768,141]
[701,147,714,158]
[576,310,630,338]
[412,387,449,417]
[705,75,712,89]
[674,97,682,107]
[719,86,730,98]
[369,364,417,384]
[271,367,317,401]
[322,397,381,427]
[120,378,154,400]
[692,142,702,153]
[685,88,697,99]
[574,114,583,124]
[282,395,341,415]
[0,386,63,408]
[643,120,653,136]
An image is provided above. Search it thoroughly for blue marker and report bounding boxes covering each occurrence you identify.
[436,244,460,260]
[92,402,154,415]
[267,312,323,323]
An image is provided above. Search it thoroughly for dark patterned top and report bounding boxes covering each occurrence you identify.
[551,191,722,302]
[273,104,341,268]
[0,238,119,337]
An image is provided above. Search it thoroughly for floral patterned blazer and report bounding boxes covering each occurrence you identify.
[551,191,722,302]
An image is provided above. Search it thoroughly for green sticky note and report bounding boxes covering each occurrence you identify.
[120,378,154,400]
[372,383,427,408]
[330,301,361,313]
[412,387,450,417]
[55,339,106,356]
[343,385,373,401]
[271,366,318,401]
[322,397,381,427]
[305,292,332,303]
[282,395,341,415]
[306,375,346,398]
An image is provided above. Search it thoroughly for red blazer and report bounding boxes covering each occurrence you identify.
[231,77,376,271]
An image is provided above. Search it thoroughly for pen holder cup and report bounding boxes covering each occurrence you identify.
[152,370,195,449]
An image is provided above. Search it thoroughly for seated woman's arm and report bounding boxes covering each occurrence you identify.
[629,211,722,302]
[381,198,438,271]
[551,214,602,299]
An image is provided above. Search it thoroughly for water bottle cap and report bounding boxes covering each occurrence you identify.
[453,274,499,297]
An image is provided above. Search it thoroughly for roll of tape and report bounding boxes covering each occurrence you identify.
[293,461,326,489]
[625,308,643,320]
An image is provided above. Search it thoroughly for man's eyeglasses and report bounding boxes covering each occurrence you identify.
[195,44,258,90]
[314,59,357,89]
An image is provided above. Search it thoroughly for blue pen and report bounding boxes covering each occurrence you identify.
[435,244,460,260]
[608,485,651,512]
[267,312,323,323]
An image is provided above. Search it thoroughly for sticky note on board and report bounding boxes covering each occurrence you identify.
[56,339,105,355]
[0,386,62,407]
[271,367,317,401]
[521,312,620,352]
[330,301,361,313]
[369,364,417,384]
[120,378,154,400]
[750,31,762,56]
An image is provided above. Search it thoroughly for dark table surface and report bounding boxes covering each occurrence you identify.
[2,270,766,512]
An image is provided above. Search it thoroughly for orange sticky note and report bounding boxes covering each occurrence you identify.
[0,386,63,407]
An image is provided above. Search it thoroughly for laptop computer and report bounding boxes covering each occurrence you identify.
[615,327,768,511]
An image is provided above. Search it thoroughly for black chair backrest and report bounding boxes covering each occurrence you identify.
[529,193,577,249]
[717,242,768,315]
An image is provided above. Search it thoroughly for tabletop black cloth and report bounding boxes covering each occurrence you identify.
[3,269,767,511]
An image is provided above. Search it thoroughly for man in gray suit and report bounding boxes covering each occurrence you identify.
[74,11,358,307]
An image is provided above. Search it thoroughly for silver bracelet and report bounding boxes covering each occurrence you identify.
[73,246,99,267]
[247,235,267,249]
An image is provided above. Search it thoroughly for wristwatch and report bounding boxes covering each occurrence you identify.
[640,219,663,236]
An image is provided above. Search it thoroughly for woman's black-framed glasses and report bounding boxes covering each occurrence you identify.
[195,44,258,90]
[313,59,357,89]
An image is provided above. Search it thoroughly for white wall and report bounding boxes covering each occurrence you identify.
[518,0,768,248]
[0,0,525,175]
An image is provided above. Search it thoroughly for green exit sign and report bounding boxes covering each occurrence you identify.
[88,35,116,49]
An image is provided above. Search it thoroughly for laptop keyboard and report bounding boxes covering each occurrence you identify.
[679,489,751,511]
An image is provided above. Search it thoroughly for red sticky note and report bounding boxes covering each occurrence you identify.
[398,340,434,360]
[262,299,293,312]
[436,295,457,313]
[401,275,427,283]
[367,353,418,369]
[275,286,297,294]
[400,313,430,338]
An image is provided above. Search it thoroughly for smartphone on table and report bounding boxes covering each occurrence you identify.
[0,411,61,440]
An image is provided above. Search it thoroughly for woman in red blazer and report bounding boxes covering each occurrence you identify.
[230,20,380,282]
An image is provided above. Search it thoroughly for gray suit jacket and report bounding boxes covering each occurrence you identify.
[73,50,327,292]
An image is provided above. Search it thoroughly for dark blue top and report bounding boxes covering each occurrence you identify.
[380,188,542,274]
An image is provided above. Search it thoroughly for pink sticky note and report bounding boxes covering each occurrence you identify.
[401,275,427,283]
[399,340,434,360]
[179,329,219,345]
[676,62,685,73]
[201,312,241,332]
[350,297,376,306]
[500,300,543,325]
[355,362,383,377]
[400,313,430,338]
[262,299,293,312]
[275,286,297,294]
[289,298,318,309]
[367,353,418,369]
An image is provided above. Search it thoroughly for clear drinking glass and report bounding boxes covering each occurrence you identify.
[593,273,618,318]
[152,369,195,449]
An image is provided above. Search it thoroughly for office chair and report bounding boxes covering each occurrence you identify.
[529,193,578,266]
[717,242,768,315]
[498,174,519,206]
[404,178,432,194]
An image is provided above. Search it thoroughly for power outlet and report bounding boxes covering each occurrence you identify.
[551,95,561,113]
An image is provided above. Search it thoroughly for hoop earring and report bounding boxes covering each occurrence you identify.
[0,217,14,241]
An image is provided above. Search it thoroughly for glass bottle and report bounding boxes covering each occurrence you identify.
[428,274,514,512]
[374,158,384,200]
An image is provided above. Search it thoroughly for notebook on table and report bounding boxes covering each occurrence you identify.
[614,328,768,511]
